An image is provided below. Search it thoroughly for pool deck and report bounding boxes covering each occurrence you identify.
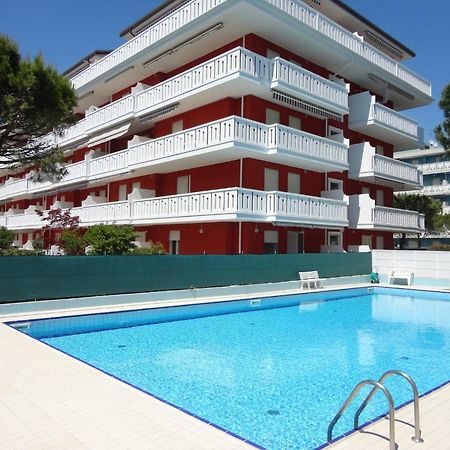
[1,284,449,449]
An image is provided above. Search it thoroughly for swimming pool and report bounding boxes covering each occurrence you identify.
[9,287,450,449]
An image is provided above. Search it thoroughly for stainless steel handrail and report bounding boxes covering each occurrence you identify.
[354,370,424,443]
[327,380,396,450]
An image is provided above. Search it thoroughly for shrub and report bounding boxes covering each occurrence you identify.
[0,226,14,250]
[0,247,42,256]
[60,229,86,256]
[32,237,44,252]
[85,224,137,255]
[130,242,166,255]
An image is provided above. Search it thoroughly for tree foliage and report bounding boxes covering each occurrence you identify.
[0,35,77,177]
[60,229,87,256]
[433,213,450,232]
[435,83,450,151]
[394,193,442,231]
[37,208,82,252]
[0,226,14,250]
[85,224,137,255]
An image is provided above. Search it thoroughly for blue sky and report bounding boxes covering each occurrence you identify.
[1,0,449,143]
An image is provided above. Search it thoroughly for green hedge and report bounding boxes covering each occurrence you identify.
[0,252,371,303]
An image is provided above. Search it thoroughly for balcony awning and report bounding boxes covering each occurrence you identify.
[87,123,131,148]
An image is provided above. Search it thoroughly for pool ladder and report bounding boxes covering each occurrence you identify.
[327,370,424,450]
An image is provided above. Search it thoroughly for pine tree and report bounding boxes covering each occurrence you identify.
[0,35,77,178]
[434,83,450,151]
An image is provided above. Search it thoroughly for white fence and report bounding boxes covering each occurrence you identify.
[373,249,450,281]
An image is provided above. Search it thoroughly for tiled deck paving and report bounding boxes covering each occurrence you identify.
[0,292,449,450]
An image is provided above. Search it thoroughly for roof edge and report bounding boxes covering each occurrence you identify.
[63,50,112,77]
[330,0,415,58]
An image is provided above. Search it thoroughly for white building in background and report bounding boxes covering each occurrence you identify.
[395,146,450,214]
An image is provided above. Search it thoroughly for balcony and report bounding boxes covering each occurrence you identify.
[70,0,431,112]
[0,116,349,202]
[418,161,450,175]
[0,177,29,200]
[58,48,348,149]
[406,182,450,197]
[348,194,425,232]
[270,58,349,117]
[0,188,348,231]
[348,143,423,190]
[348,92,420,150]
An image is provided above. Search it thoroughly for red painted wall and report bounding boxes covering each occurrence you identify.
[153,97,241,138]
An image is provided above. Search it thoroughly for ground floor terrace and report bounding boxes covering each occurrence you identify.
[10,221,394,255]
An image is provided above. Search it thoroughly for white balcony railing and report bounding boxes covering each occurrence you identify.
[0,116,348,201]
[71,0,228,90]
[134,47,271,115]
[349,143,422,189]
[418,161,450,175]
[86,95,135,133]
[372,206,425,231]
[271,58,348,113]
[0,178,29,199]
[373,154,423,187]
[372,103,418,138]
[0,188,348,230]
[59,48,349,150]
[348,92,419,150]
[417,183,450,196]
[349,194,424,232]
[56,118,87,147]
[69,0,431,98]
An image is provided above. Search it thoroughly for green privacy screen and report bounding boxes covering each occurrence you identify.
[0,253,371,303]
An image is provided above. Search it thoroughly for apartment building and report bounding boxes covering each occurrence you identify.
[0,0,432,254]
[396,146,450,214]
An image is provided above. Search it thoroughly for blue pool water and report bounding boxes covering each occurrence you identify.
[13,287,450,449]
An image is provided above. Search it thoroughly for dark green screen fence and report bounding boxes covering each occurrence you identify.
[0,253,371,303]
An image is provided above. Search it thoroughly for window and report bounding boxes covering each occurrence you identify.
[264,168,279,191]
[376,235,384,249]
[327,125,344,142]
[177,175,190,194]
[376,145,384,156]
[169,230,180,255]
[132,182,140,190]
[328,177,343,191]
[171,120,183,133]
[264,230,278,254]
[265,108,280,125]
[288,173,300,194]
[376,190,384,206]
[287,231,304,253]
[362,187,371,195]
[288,116,301,130]
[118,184,127,201]
[362,235,372,249]
[327,231,342,247]
[267,49,280,59]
